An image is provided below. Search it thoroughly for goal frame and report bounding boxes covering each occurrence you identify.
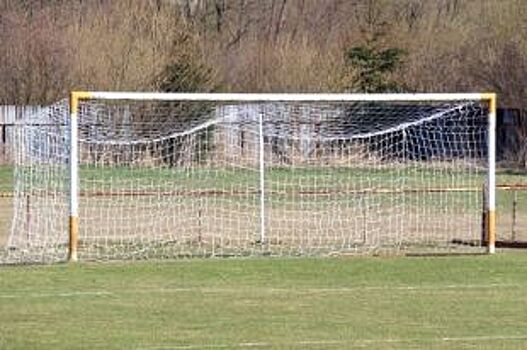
[68,91,497,262]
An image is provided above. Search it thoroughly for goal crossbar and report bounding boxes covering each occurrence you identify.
[75,91,493,102]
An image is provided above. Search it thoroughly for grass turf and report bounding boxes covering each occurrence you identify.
[0,166,13,246]
[0,254,526,349]
[0,165,12,192]
[2,163,526,192]
[0,164,519,189]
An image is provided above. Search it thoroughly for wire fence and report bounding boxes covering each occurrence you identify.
[1,105,527,244]
[2,105,526,164]
[0,106,45,165]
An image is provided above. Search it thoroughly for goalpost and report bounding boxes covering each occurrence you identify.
[5,92,496,263]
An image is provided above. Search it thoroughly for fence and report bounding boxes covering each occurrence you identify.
[1,104,526,245]
[2,105,526,165]
[0,106,44,164]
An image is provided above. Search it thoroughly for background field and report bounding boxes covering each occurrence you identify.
[0,254,526,349]
[3,164,527,256]
[0,165,13,248]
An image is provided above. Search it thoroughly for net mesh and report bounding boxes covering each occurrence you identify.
[3,97,489,263]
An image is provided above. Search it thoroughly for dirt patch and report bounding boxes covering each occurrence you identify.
[5,189,527,262]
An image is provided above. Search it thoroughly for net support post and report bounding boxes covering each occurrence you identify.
[258,109,266,244]
[484,93,497,254]
[68,91,91,262]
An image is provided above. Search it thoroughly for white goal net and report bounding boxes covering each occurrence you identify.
[3,93,495,263]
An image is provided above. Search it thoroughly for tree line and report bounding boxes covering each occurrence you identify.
[0,0,526,108]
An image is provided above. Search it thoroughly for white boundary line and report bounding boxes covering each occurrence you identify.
[0,291,112,298]
[137,334,527,349]
[0,283,522,299]
[123,283,522,295]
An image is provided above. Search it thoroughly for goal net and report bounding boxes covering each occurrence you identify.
[3,93,496,263]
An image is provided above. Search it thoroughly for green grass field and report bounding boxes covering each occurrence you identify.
[0,254,526,349]
[3,163,527,195]
[0,165,13,247]
[1,165,527,348]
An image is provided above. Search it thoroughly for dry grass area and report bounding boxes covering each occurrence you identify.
[2,164,526,262]
[5,192,488,263]
[499,218,527,242]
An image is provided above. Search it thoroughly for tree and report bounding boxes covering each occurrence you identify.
[155,57,215,93]
[0,7,71,105]
[340,37,406,93]
[151,30,217,167]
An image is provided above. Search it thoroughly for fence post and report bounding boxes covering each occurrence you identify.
[512,189,517,242]
[481,183,487,245]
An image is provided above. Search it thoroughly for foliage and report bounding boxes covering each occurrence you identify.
[151,29,217,167]
[0,1,526,106]
[341,38,406,93]
[154,29,216,93]
[155,60,215,93]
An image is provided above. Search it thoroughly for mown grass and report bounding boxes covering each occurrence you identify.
[79,164,488,191]
[2,164,526,192]
[0,254,526,349]
[0,165,12,192]
[0,166,13,245]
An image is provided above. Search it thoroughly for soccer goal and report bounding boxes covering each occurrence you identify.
[4,92,496,263]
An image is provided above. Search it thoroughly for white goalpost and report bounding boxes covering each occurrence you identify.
[4,92,496,263]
